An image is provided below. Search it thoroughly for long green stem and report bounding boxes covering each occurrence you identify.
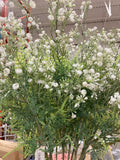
[62,144,65,160]
[67,143,71,160]
[49,152,53,160]
[74,144,79,160]
[56,147,58,160]
[45,147,49,160]
[70,148,75,160]
[78,143,88,160]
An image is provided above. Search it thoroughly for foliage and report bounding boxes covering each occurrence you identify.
[0,0,120,160]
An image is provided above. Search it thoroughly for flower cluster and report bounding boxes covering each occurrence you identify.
[0,0,120,159]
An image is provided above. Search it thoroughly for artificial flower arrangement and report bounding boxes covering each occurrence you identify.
[0,0,120,160]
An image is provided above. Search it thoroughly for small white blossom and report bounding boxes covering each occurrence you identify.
[9,1,14,7]
[72,113,76,119]
[58,8,66,16]
[21,9,27,15]
[74,103,79,108]
[81,89,87,97]
[6,62,14,67]
[69,94,74,100]
[0,0,4,7]
[28,79,32,83]
[28,17,33,22]
[69,38,73,43]
[82,81,88,87]
[48,15,54,21]
[118,104,120,109]
[38,67,44,72]
[76,70,82,76]
[29,0,36,8]
[44,84,50,89]
[89,5,93,9]
[89,69,95,74]
[109,96,116,104]
[27,67,33,73]
[15,68,22,74]
[12,83,19,90]
[97,52,102,57]
[0,79,6,83]
[51,82,58,87]
[26,33,32,41]
[111,74,116,80]
[56,30,61,34]
[37,80,44,84]
[4,68,10,76]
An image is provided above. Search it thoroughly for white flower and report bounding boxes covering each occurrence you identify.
[17,30,25,36]
[89,69,95,74]
[56,30,61,34]
[82,81,88,87]
[48,15,54,21]
[83,69,88,74]
[29,0,36,8]
[4,68,10,76]
[8,12,14,20]
[95,73,100,78]
[50,40,55,45]
[37,80,44,84]
[32,21,36,25]
[52,2,57,10]
[86,75,92,81]
[111,74,116,80]
[44,84,50,89]
[28,79,32,83]
[97,45,103,51]
[97,52,102,57]
[69,94,74,100]
[74,103,79,108]
[81,89,87,97]
[15,68,22,74]
[106,135,111,138]
[58,90,61,94]
[12,83,19,90]
[97,62,103,67]
[6,62,14,67]
[0,79,6,83]
[76,70,82,76]
[21,9,27,15]
[64,89,68,93]
[72,113,76,119]
[118,104,120,109]
[114,92,119,98]
[51,82,58,87]
[9,2,14,7]
[0,47,6,57]
[28,17,33,22]
[0,0,4,7]
[89,5,93,9]
[69,38,73,43]
[38,67,44,72]
[27,67,33,73]
[69,14,75,22]
[110,96,116,104]
[26,33,32,40]
[58,15,65,21]
[58,8,65,16]
[76,95,81,101]
[0,17,6,23]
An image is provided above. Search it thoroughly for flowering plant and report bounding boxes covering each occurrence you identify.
[0,0,120,160]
